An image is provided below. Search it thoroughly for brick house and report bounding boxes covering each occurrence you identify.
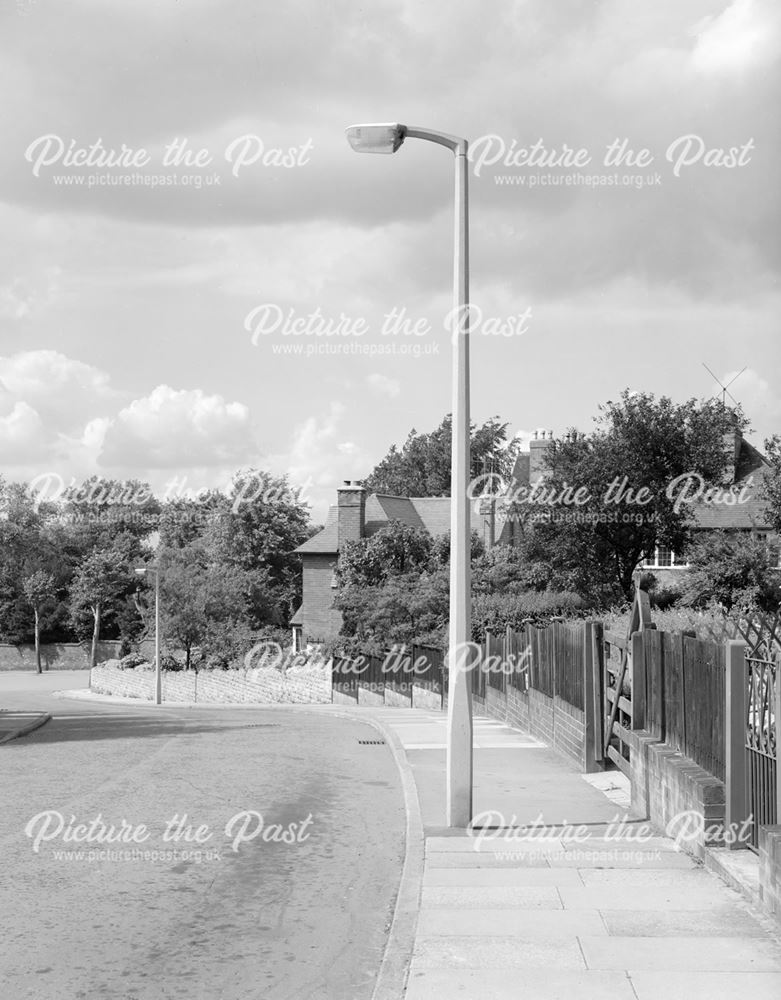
[290,483,499,647]
[640,424,779,583]
[290,425,778,646]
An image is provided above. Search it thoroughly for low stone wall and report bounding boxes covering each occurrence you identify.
[627,729,726,852]
[0,642,122,671]
[476,682,588,769]
[90,661,332,704]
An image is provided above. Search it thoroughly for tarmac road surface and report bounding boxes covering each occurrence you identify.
[0,672,406,1000]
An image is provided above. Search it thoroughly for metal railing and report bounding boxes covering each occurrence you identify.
[745,656,778,851]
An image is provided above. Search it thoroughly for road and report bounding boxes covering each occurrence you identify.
[0,672,406,1000]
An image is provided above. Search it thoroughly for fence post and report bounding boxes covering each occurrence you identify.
[631,631,646,731]
[725,640,748,851]
[583,621,599,772]
[505,623,512,696]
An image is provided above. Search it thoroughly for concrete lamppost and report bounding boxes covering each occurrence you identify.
[345,122,473,827]
[135,565,161,706]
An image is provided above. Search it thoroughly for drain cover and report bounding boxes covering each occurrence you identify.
[358,739,386,745]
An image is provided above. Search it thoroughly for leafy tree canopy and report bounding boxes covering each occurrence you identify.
[520,392,747,601]
[362,415,521,497]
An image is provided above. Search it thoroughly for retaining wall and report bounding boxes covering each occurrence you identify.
[0,642,122,671]
[90,661,331,704]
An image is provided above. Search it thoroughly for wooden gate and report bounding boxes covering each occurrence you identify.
[603,589,654,775]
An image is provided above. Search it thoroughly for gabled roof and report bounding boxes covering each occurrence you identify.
[294,505,339,554]
[692,441,772,530]
[296,492,488,555]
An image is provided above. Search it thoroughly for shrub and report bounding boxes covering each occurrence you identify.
[472,590,592,641]
[161,654,184,672]
[120,652,147,670]
[649,583,684,611]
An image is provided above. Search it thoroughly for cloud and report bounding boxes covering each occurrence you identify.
[367,373,401,398]
[692,0,781,75]
[0,350,117,431]
[0,401,48,462]
[267,400,374,517]
[98,385,257,468]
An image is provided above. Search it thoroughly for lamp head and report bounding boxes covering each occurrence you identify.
[346,123,405,154]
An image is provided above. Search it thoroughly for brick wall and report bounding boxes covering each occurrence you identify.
[91,661,332,704]
[627,729,726,854]
[0,641,121,671]
[478,682,587,769]
[301,554,342,641]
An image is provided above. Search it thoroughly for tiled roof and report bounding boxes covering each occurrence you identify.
[692,456,772,530]
[294,505,339,553]
[298,492,488,554]
[364,495,425,534]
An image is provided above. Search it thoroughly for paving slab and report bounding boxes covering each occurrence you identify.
[403,968,637,1000]
[422,867,584,887]
[578,867,725,887]
[559,884,739,911]
[415,907,608,939]
[628,971,781,1000]
[426,834,566,854]
[425,852,554,868]
[600,908,767,937]
[581,935,781,972]
[421,885,563,909]
[409,935,587,971]
[556,850,698,868]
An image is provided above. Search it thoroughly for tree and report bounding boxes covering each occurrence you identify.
[762,435,781,534]
[0,478,60,642]
[62,476,160,545]
[363,415,522,497]
[520,393,746,601]
[69,550,133,668]
[209,469,312,625]
[338,521,434,588]
[335,521,485,649]
[681,531,781,613]
[152,544,258,669]
[23,571,56,673]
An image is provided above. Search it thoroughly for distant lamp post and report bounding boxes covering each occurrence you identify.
[135,565,161,706]
[346,121,473,827]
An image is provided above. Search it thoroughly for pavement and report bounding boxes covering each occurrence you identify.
[359,707,781,1000]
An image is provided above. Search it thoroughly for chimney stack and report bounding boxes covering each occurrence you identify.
[337,481,367,549]
[721,422,742,485]
[530,429,553,481]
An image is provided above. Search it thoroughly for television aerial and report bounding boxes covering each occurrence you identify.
[702,363,747,408]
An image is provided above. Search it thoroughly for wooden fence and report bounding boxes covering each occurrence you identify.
[332,644,445,705]
[637,630,726,782]
[473,620,602,770]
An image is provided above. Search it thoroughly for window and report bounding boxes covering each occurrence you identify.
[641,545,687,568]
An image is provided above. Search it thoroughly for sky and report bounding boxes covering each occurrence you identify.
[1,0,779,520]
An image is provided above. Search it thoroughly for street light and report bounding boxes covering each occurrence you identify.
[346,121,473,827]
[135,565,161,706]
